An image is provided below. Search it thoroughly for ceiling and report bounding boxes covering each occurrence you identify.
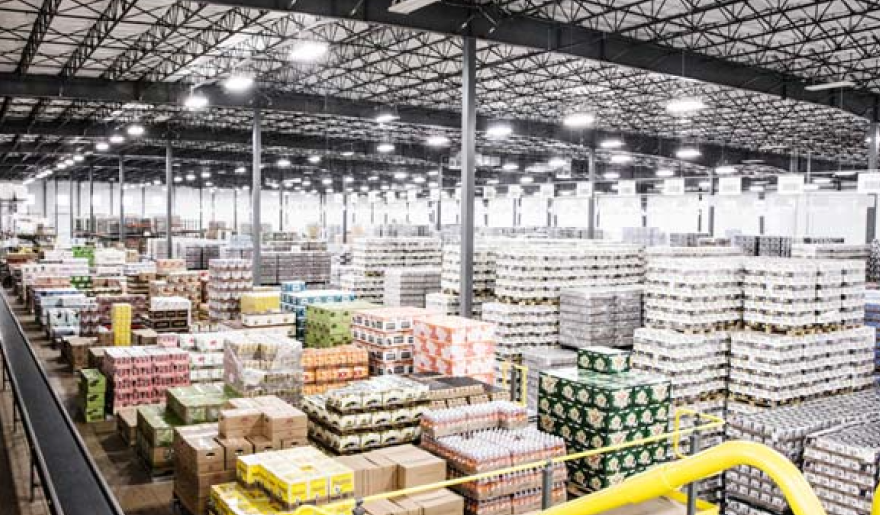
[0,0,875,191]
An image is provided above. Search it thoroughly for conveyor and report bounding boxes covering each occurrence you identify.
[0,292,123,515]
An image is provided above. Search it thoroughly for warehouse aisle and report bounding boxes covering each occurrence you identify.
[4,292,174,515]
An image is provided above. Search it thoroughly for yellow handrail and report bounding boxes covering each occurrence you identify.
[541,441,826,515]
[873,483,880,515]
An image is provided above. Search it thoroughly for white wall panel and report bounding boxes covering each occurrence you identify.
[553,197,591,228]
[596,196,641,240]
[646,196,701,234]
[520,196,550,227]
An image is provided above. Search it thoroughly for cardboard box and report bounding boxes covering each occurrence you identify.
[116,408,138,447]
[218,408,263,438]
[364,499,401,515]
[247,436,278,454]
[335,455,375,497]
[217,437,254,469]
[384,446,446,488]
[407,490,464,515]
[176,434,225,474]
[362,450,398,493]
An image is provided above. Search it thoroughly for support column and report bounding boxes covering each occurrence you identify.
[76,180,82,233]
[199,186,204,233]
[69,173,75,238]
[166,139,174,258]
[435,161,443,232]
[252,105,263,286]
[278,192,283,232]
[233,189,238,234]
[869,121,880,171]
[459,36,477,318]
[118,156,125,244]
[88,168,94,234]
[587,151,597,239]
[42,179,47,219]
[53,176,58,234]
[342,193,349,243]
[141,186,146,218]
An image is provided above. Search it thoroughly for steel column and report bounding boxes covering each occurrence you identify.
[53,176,58,233]
[459,36,476,318]
[165,139,173,258]
[69,173,74,238]
[435,162,443,232]
[199,186,203,233]
[278,191,283,232]
[342,193,349,243]
[252,105,262,286]
[88,167,94,233]
[587,151,596,239]
[41,179,47,219]
[118,156,125,244]
[233,189,238,233]
[870,122,880,172]
[141,186,146,218]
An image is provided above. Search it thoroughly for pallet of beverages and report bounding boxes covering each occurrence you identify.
[351,306,434,376]
[559,285,642,348]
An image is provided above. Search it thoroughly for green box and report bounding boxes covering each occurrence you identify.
[165,383,228,424]
[83,406,105,423]
[577,347,631,374]
[136,405,183,447]
[79,392,106,410]
[78,368,107,393]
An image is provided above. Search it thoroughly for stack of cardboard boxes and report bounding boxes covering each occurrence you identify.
[351,307,435,376]
[281,289,356,341]
[173,395,308,515]
[101,347,190,411]
[78,368,107,422]
[302,345,369,395]
[413,316,496,384]
[305,301,380,348]
[111,303,132,346]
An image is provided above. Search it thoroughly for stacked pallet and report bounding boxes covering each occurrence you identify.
[559,285,643,349]
[383,267,441,307]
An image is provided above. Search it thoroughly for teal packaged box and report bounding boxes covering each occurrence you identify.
[578,347,631,374]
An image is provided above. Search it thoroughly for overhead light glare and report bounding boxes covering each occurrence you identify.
[562,112,596,128]
[223,74,254,92]
[96,141,110,151]
[666,97,707,114]
[502,162,519,171]
[426,135,450,147]
[805,80,856,91]
[676,147,701,159]
[173,176,183,183]
[413,176,426,184]
[603,171,620,180]
[321,178,333,185]
[610,154,632,164]
[185,173,195,181]
[64,158,74,166]
[201,171,211,179]
[715,166,737,175]
[656,168,674,178]
[127,124,145,137]
[307,155,321,164]
[277,158,291,168]
[486,179,499,185]
[519,176,534,184]
[377,143,395,153]
[548,157,568,168]
[813,177,832,184]
[184,92,209,110]
[749,185,764,192]
[73,154,85,162]
[600,138,624,149]
[393,171,408,180]
[375,108,399,124]
[486,123,513,139]
[289,40,329,62]
[109,134,125,144]
[341,150,355,157]
[234,166,246,174]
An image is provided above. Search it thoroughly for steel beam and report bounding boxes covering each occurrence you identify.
[252,105,262,286]
[118,155,125,243]
[192,0,875,118]
[869,121,880,172]
[587,151,596,239]
[166,139,174,258]
[459,36,476,319]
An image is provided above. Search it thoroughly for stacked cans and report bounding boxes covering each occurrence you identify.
[520,347,577,411]
[482,303,559,349]
[803,420,880,515]
[725,390,880,514]
[207,259,252,321]
[383,267,442,307]
[865,290,880,375]
[559,286,643,349]
[644,256,742,332]
[351,307,433,376]
[280,289,356,340]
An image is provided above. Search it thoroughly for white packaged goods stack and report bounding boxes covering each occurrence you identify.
[802,421,880,515]
[486,242,643,353]
[432,244,497,318]
[426,293,482,319]
[207,259,252,321]
[558,286,643,349]
[632,328,728,501]
[520,346,577,410]
[870,239,880,282]
[728,327,874,408]
[791,243,871,260]
[342,237,442,303]
[94,248,126,276]
[725,390,880,515]
[621,227,665,246]
[668,232,710,247]
[175,332,225,383]
[383,267,441,307]
[644,256,742,332]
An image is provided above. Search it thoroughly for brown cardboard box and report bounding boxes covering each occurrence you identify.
[280,437,308,449]
[364,499,401,515]
[362,449,398,493]
[133,328,159,346]
[98,330,114,347]
[247,436,278,454]
[394,496,423,515]
[261,408,307,438]
[335,455,375,497]
[383,446,446,489]
[116,408,138,447]
[217,437,254,469]
[218,408,263,438]
[176,434,225,474]
[407,490,464,515]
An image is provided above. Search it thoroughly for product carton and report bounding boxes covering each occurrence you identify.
[577,346,631,374]
[247,435,278,454]
[176,429,225,475]
[218,408,263,438]
[407,490,465,515]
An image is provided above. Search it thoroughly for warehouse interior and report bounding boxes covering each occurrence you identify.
[1,1,880,515]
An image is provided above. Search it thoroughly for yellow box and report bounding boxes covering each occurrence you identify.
[111,303,132,346]
[240,291,281,315]
[237,454,263,488]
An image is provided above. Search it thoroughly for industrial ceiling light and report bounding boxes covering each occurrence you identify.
[223,74,254,92]
[609,154,632,164]
[698,180,711,189]
[368,175,379,181]
[360,185,369,192]
[302,180,312,187]
[380,184,390,191]
[665,97,706,115]
[377,142,395,153]
[321,178,333,185]
[519,176,534,184]
[64,158,74,166]
[486,178,500,185]
[749,185,764,192]
[96,141,110,151]
[290,177,302,184]
[374,107,399,124]
[428,181,439,188]
[57,162,67,170]
[388,0,441,14]
[174,176,183,183]
[325,188,334,194]
[201,171,211,179]
[548,157,568,168]
[804,80,856,91]
[153,179,161,185]
[289,40,329,62]
[277,158,291,168]
[393,171,408,180]
[185,173,196,181]
[205,181,214,187]
[502,162,519,171]
[715,165,737,175]
[344,176,354,183]
[184,91,209,110]
[835,170,857,177]
[127,124,145,137]
[73,154,85,162]
[562,112,596,128]
[307,155,321,164]
[813,177,833,184]
[599,138,624,149]
[803,183,820,191]
[109,134,125,144]
[655,168,674,177]
[234,166,246,174]
[603,171,620,180]
[340,150,355,157]
[486,122,513,139]
[413,176,426,184]
[675,146,701,159]
[426,135,450,147]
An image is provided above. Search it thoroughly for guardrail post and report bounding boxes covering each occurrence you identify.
[541,460,554,509]
[686,415,702,515]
